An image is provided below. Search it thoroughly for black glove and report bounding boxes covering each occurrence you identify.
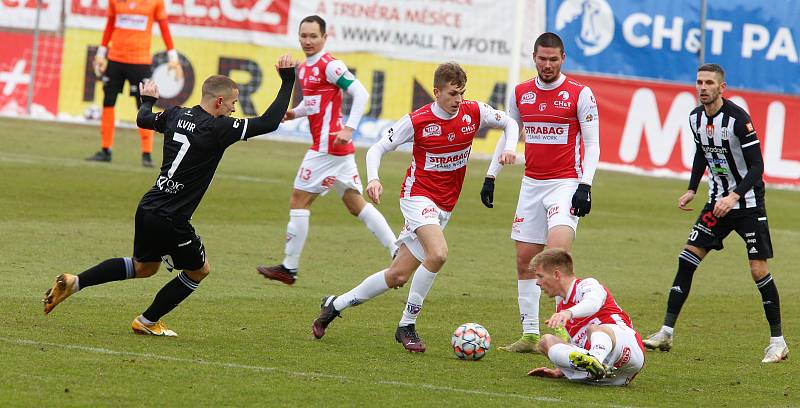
[571,183,592,217]
[480,177,495,208]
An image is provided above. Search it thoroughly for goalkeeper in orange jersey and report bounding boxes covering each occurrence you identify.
[87,0,182,167]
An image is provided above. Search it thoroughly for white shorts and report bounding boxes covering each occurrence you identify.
[293,150,363,197]
[397,196,452,262]
[511,177,579,244]
[561,324,645,386]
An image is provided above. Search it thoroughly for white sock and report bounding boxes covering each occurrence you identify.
[138,314,155,325]
[771,336,786,345]
[399,265,437,326]
[518,279,541,334]
[333,269,390,311]
[282,209,310,270]
[661,325,674,336]
[589,331,613,363]
[73,276,81,292]
[357,203,398,257]
[547,343,576,369]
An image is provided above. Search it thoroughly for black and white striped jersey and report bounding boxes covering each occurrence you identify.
[688,98,765,209]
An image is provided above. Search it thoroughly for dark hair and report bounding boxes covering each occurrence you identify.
[201,75,237,99]
[300,15,326,35]
[433,62,467,89]
[534,32,565,54]
[698,63,725,82]
[531,248,574,275]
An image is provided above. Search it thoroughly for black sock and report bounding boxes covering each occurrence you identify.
[77,257,134,289]
[142,272,199,322]
[664,249,701,327]
[755,273,782,337]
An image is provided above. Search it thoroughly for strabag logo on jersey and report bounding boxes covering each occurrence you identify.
[422,123,442,137]
[303,95,321,115]
[520,91,537,105]
[461,114,477,134]
[523,122,569,144]
[424,146,471,171]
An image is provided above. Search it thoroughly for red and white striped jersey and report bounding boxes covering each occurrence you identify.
[556,278,643,352]
[297,52,354,156]
[367,101,515,212]
[511,74,599,180]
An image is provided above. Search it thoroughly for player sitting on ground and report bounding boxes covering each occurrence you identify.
[527,249,645,386]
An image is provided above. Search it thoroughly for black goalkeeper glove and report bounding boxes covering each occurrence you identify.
[570,183,592,217]
[480,177,495,208]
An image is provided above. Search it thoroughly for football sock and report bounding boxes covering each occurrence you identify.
[138,128,154,154]
[76,257,134,289]
[138,315,156,325]
[664,249,700,327]
[589,331,613,363]
[547,343,576,369]
[660,325,674,336]
[142,271,198,322]
[100,107,115,149]
[282,209,310,270]
[770,336,786,345]
[755,273,782,337]
[399,265,437,326]
[333,269,390,311]
[357,203,398,257]
[518,279,541,334]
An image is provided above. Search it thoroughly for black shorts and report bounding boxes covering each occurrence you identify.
[103,60,151,96]
[686,203,773,259]
[133,206,206,271]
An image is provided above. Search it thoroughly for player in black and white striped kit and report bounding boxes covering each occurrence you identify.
[643,63,788,363]
[43,55,296,337]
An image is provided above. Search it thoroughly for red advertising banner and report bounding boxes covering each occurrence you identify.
[572,73,800,186]
[0,31,63,117]
[69,0,290,34]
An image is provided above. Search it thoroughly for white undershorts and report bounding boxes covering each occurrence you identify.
[293,150,363,197]
[397,196,452,262]
[511,177,579,244]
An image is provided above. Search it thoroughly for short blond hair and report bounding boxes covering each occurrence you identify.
[531,248,574,276]
[201,75,237,100]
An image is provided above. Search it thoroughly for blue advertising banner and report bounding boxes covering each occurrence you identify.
[547,0,800,95]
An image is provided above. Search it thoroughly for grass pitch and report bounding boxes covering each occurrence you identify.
[0,117,798,407]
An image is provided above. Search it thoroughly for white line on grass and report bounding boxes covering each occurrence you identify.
[0,336,638,407]
[0,152,283,184]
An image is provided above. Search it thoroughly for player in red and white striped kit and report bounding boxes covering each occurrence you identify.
[527,249,644,386]
[481,33,601,352]
[257,16,397,285]
[311,62,519,352]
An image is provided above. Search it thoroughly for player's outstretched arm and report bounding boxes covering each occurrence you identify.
[136,79,161,130]
[241,55,297,138]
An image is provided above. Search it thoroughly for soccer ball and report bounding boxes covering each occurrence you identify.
[451,322,491,360]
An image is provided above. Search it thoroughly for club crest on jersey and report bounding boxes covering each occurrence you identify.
[539,103,547,111]
[447,132,456,141]
[721,128,729,140]
[745,122,754,132]
[520,91,537,105]
[705,124,714,136]
[422,123,442,137]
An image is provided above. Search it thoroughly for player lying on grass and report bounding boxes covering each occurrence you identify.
[43,55,296,337]
[527,249,645,386]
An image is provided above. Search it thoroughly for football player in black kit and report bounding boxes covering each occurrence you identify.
[42,55,296,337]
[643,63,788,363]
